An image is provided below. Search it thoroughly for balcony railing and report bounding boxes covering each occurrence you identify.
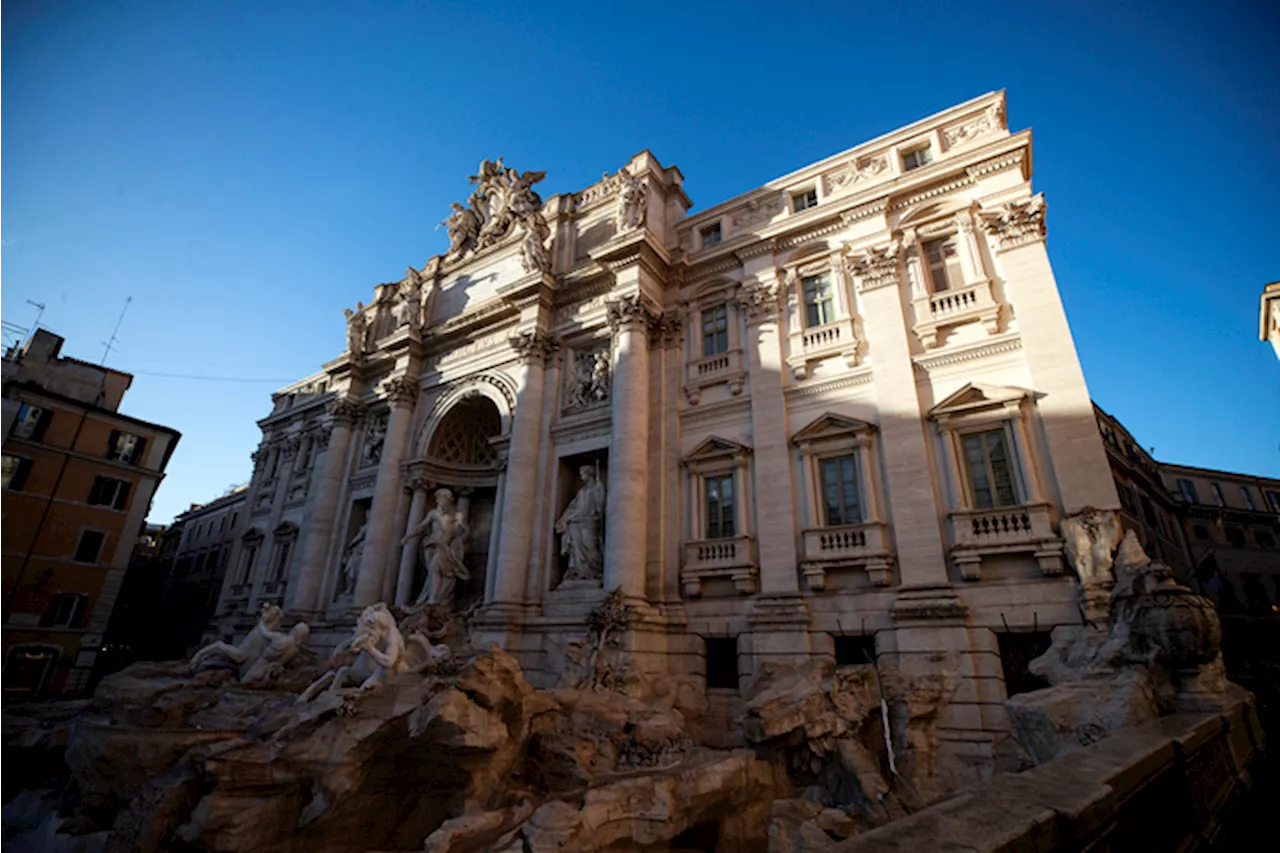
[682,536,757,597]
[912,280,1001,348]
[799,522,894,590]
[787,318,860,379]
[684,348,745,404]
[948,502,1064,580]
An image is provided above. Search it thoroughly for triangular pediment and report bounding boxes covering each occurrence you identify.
[684,435,752,463]
[791,413,877,444]
[273,521,299,538]
[928,383,1033,417]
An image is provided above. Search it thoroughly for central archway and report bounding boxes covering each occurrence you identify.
[426,395,502,467]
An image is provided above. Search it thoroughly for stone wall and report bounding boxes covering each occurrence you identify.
[836,693,1264,852]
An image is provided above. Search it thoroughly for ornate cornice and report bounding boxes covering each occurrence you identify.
[737,279,781,324]
[911,334,1024,372]
[776,216,846,251]
[965,148,1026,181]
[329,398,366,427]
[839,199,890,225]
[509,329,560,365]
[783,369,874,401]
[846,241,903,292]
[605,293,661,333]
[382,376,419,408]
[889,175,976,212]
[979,194,1046,250]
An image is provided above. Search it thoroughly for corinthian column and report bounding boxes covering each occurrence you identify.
[604,293,657,600]
[490,330,557,605]
[352,377,419,607]
[395,477,431,604]
[291,399,363,615]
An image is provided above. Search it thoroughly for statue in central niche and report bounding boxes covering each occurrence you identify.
[556,465,606,583]
[403,488,469,610]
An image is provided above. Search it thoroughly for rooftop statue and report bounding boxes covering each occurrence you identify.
[439,158,552,270]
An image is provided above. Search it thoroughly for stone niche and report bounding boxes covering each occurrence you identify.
[550,450,608,592]
[333,497,371,602]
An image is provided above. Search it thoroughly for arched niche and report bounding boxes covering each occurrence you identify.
[413,372,516,460]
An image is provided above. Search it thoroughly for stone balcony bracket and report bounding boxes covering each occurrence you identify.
[684,348,746,404]
[681,536,758,597]
[948,502,1065,581]
[799,522,895,590]
[912,279,1002,349]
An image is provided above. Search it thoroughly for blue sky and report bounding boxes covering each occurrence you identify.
[3,0,1277,523]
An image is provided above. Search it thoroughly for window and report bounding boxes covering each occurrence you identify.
[12,403,49,440]
[107,430,146,465]
[901,144,933,171]
[3,645,61,696]
[701,303,729,357]
[833,634,876,667]
[1177,478,1199,504]
[3,454,33,491]
[996,631,1053,697]
[700,223,722,247]
[962,429,1018,509]
[1139,495,1158,527]
[1211,483,1226,507]
[1193,524,1211,541]
[792,188,818,212]
[922,237,963,293]
[1268,490,1280,514]
[705,474,735,539]
[73,530,106,563]
[1256,529,1276,548]
[219,516,227,533]
[704,637,739,690]
[230,512,239,530]
[802,273,835,328]
[820,455,863,526]
[237,544,259,585]
[1224,527,1246,548]
[1241,487,1257,511]
[87,476,131,510]
[297,437,314,472]
[268,450,281,480]
[1115,480,1137,515]
[45,593,87,628]
[273,540,292,580]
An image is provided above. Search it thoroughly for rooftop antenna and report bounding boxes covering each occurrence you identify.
[24,300,46,345]
[100,296,132,365]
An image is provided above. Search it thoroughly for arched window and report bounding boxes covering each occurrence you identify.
[427,396,502,466]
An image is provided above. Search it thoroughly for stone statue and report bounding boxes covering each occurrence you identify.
[556,465,606,583]
[362,413,387,466]
[589,349,611,401]
[190,604,311,684]
[442,202,481,259]
[403,488,469,610]
[344,303,368,359]
[298,603,409,701]
[338,521,367,596]
[397,267,425,332]
[616,167,647,232]
[1060,507,1123,587]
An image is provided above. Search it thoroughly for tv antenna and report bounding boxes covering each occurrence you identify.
[101,296,133,365]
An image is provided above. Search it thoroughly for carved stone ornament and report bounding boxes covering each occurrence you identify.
[310,423,333,451]
[616,166,648,232]
[658,311,684,348]
[564,346,611,410]
[382,376,419,408]
[737,279,781,324]
[978,194,1046,251]
[280,434,302,459]
[509,330,560,366]
[730,193,785,228]
[344,302,370,361]
[823,155,890,196]
[605,293,659,333]
[329,398,366,427]
[846,240,903,292]
[250,445,269,470]
[439,158,553,272]
[396,266,430,333]
[942,101,1005,147]
[361,411,389,466]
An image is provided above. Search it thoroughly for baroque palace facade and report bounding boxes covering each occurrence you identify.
[212,92,1118,776]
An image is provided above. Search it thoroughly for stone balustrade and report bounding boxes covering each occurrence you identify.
[948,502,1064,580]
[912,279,1001,348]
[682,536,757,597]
[684,347,745,403]
[799,522,895,590]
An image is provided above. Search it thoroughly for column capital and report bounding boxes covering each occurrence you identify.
[509,329,560,365]
[406,475,433,494]
[978,193,1046,251]
[309,423,333,450]
[382,376,419,409]
[329,397,366,426]
[737,279,781,325]
[606,292,661,334]
[845,239,904,292]
[657,311,684,348]
[279,434,302,459]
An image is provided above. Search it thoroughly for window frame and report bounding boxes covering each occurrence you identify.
[11,403,49,440]
[1211,482,1226,507]
[901,143,934,172]
[107,430,147,466]
[704,473,736,540]
[1177,478,1200,504]
[2,453,33,491]
[921,235,964,293]
[928,384,1042,513]
[801,272,837,329]
[72,529,107,564]
[792,413,883,532]
[45,592,88,628]
[700,222,723,248]
[701,302,730,357]
[683,437,753,544]
[1240,486,1257,511]
[819,453,864,527]
[791,187,818,213]
[959,426,1023,510]
[87,475,132,510]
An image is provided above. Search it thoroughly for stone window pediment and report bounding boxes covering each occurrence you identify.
[682,436,756,597]
[683,436,751,472]
[242,527,264,543]
[791,413,877,447]
[273,521,299,539]
[928,383,1037,423]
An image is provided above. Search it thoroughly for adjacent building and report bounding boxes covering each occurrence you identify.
[2,330,180,696]
[211,92,1122,786]
[162,487,249,656]
[1094,404,1194,583]
[1260,281,1279,360]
